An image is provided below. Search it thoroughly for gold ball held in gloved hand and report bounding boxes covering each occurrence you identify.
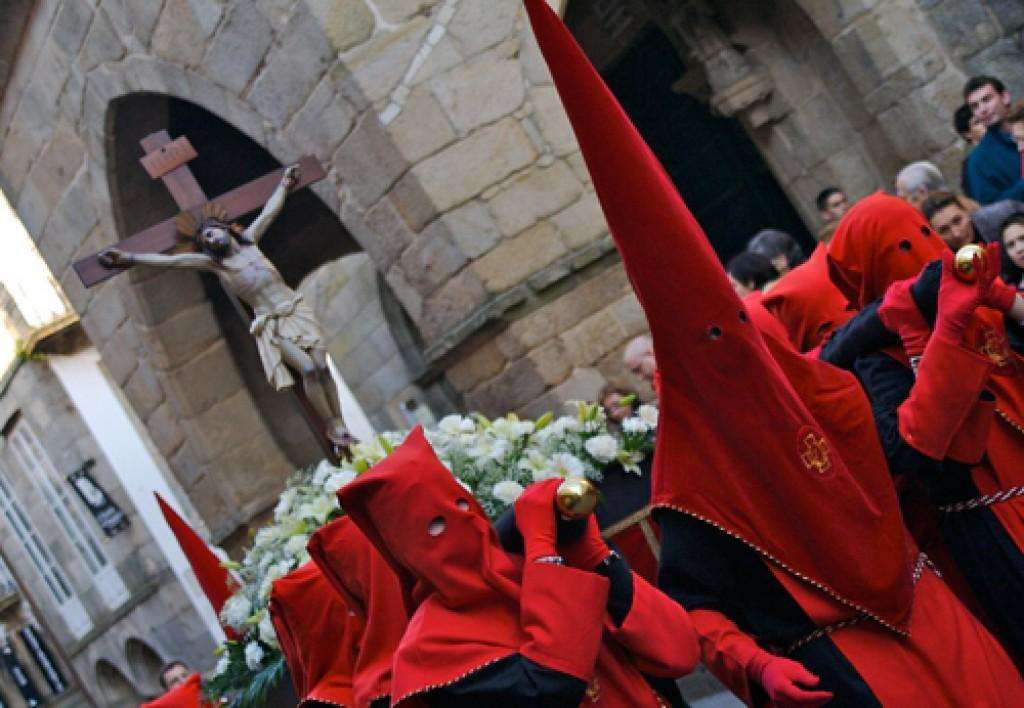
[953,243,988,283]
[555,477,599,520]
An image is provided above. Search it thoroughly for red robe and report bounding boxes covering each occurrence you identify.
[338,428,699,707]
[269,561,359,707]
[308,516,409,708]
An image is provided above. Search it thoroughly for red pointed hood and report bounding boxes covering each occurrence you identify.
[308,516,408,707]
[141,673,209,708]
[760,243,855,352]
[827,192,945,309]
[269,561,358,707]
[154,493,237,637]
[524,0,913,630]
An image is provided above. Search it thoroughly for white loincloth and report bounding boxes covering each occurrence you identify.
[250,296,324,390]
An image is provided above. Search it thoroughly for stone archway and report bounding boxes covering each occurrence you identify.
[125,637,164,698]
[103,92,377,545]
[96,658,146,706]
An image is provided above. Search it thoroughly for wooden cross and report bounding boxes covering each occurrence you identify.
[74,131,340,463]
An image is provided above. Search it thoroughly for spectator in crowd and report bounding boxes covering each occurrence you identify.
[895,160,949,210]
[159,661,190,692]
[815,187,849,242]
[921,191,978,250]
[725,251,779,297]
[746,228,805,275]
[1000,212,1024,287]
[622,335,656,386]
[599,383,640,425]
[954,103,986,146]
[962,75,1024,203]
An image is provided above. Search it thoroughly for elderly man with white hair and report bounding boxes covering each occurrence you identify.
[894,160,950,210]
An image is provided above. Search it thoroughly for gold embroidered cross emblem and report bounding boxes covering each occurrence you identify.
[800,431,832,475]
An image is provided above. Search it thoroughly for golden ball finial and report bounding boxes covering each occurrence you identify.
[953,243,987,283]
[555,477,599,520]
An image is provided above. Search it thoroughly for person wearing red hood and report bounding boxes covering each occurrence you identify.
[759,242,855,353]
[337,427,699,707]
[822,192,1024,666]
[269,560,361,707]
[307,516,409,708]
[522,0,1022,704]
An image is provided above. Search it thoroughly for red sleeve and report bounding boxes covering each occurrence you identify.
[519,561,610,683]
[946,392,996,464]
[690,609,769,707]
[606,572,699,678]
[898,337,993,460]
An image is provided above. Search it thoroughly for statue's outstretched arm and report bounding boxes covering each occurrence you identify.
[245,165,299,243]
[99,248,217,271]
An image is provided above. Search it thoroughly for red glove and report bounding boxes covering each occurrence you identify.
[878,278,930,359]
[748,651,833,708]
[979,242,1019,313]
[934,249,985,344]
[514,479,561,563]
[561,515,610,570]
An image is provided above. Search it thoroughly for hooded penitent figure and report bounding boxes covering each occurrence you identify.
[269,561,360,707]
[523,0,1022,703]
[307,516,408,708]
[141,673,210,708]
[338,427,698,707]
[760,243,854,353]
[824,193,1024,665]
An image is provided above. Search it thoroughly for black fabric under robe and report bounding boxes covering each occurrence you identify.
[425,553,687,707]
[854,350,1024,667]
[655,508,879,707]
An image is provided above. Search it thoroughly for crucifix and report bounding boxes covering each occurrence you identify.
[73,131,354,464]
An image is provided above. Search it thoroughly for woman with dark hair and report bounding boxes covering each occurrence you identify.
[725,251,778,297]
[746,229,805,275]
[1000,212,1024,287]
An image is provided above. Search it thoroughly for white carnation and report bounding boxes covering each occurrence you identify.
[584,434,619,463]
[492,480,525,504]
[214,654,230,676]
[258,612,279,649]
[273,488,298,521]
[491,417,535,440]
[638,404,659,428]
[439,415,475,435]
[283,534,309,557]
[469,436,508,461]
[622,417,649,435]
[220,593,251,629]
[324,471,357,494]
[298,495,335,524]
[551,452,586,479]
[244,641,265,671]
[312,459,338,486]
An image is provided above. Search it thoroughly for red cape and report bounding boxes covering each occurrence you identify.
[140,673,207,708]
[308,516,408,707]
[761,243,854,352]
[269,561,358,707]
[524,0,913,631]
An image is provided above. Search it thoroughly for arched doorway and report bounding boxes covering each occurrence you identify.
[565,4,813,259]
[104,93,390,544]
[96,659,146,706]
[125,637,164,698]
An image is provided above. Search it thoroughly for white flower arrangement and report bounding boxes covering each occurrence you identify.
[207,401,657,706]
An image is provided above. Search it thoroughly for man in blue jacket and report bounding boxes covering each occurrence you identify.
[963,75,1024,204]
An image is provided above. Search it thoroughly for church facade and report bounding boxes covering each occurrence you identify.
[0,0,1020,701]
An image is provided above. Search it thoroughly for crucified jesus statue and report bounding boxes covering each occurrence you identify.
[99,165,355,455]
